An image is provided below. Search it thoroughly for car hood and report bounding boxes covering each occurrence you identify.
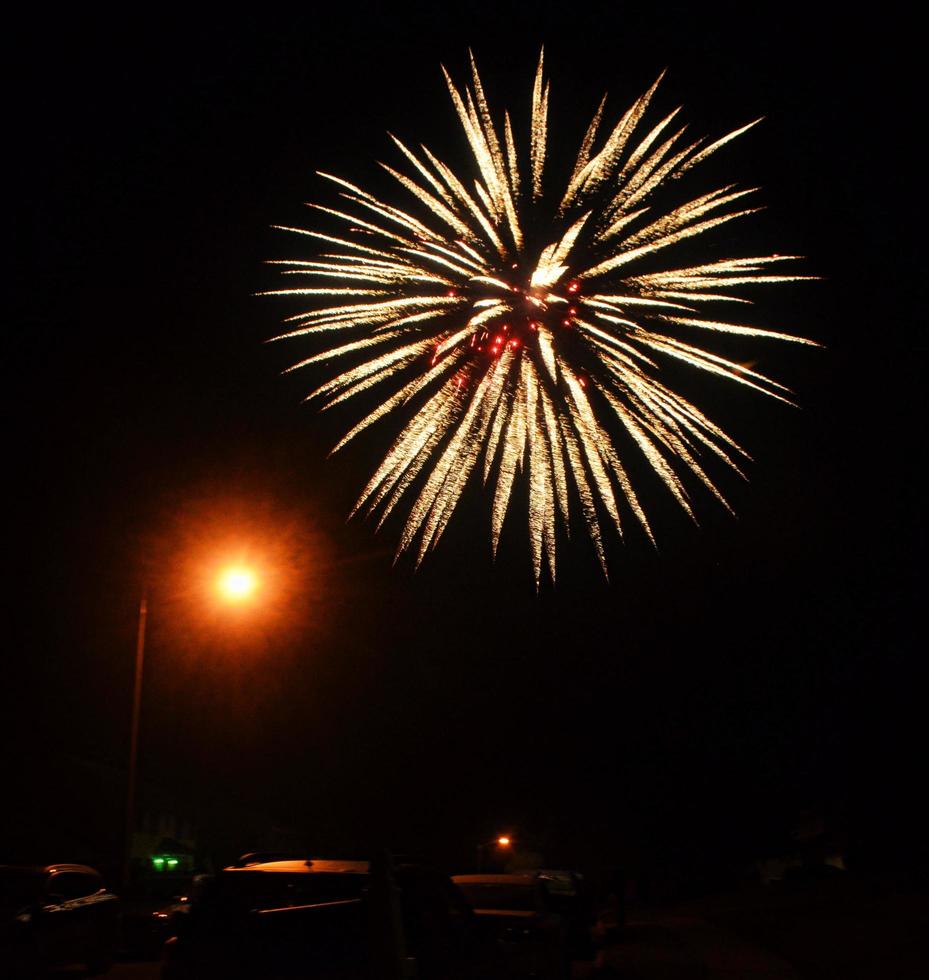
[473,908,538,919]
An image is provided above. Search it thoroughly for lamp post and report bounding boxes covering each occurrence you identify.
[122,565,260,888]
[476,835,512,872]
[122,591,148,888]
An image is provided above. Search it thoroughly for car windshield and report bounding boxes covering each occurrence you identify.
[0,870,42,913]
[209,871,367,911]
[456,882,537,911]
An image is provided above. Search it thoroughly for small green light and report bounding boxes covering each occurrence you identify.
[167,858,178,866]
[152,858,165,868]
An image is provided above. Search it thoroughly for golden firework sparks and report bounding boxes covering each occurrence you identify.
[267,51,816,585]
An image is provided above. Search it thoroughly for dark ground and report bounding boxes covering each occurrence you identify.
[93,876,927,980]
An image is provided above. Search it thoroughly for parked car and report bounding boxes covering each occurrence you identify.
[162,856,505,979]
[119,871,195,958]
[534,870,596,962]
[0,862,119,978]
[452,873,569,979]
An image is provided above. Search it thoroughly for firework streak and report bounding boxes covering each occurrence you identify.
[266,52,816,584]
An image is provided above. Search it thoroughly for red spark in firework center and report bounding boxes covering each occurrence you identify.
[475,275,583,357]
[438,275,584,363]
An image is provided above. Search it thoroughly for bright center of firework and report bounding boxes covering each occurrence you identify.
[460,274,583,359]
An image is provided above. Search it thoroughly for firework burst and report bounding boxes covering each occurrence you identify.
[266,51,816,584]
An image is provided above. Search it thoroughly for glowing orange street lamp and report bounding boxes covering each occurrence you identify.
[217,565,258,602]
[477,834,513,871]
[123,563,259,885]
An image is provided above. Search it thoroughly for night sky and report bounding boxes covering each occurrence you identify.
[7,4,923,874]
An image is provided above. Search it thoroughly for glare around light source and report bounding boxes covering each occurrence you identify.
[497,836,511,847]
[218,566,258,601]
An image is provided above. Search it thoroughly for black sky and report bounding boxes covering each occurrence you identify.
[7,4,924,871]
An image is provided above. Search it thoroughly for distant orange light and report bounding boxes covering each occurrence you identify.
[218,566,258,601]
[497,836,511,847]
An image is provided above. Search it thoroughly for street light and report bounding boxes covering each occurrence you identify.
[218,565,258,601]
[122,565,259,886]
[476,834,513,871]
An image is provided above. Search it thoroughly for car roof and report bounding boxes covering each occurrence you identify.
[0,864,101,877]
[452,874,538,885]
[46,864,102,876]
[224,858,370,874]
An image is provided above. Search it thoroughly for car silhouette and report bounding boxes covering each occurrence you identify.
[0,862,119,978]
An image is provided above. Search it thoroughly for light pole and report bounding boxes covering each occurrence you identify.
[122,590,148,888]
[122,564,260,888]
[476,835,512,872]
